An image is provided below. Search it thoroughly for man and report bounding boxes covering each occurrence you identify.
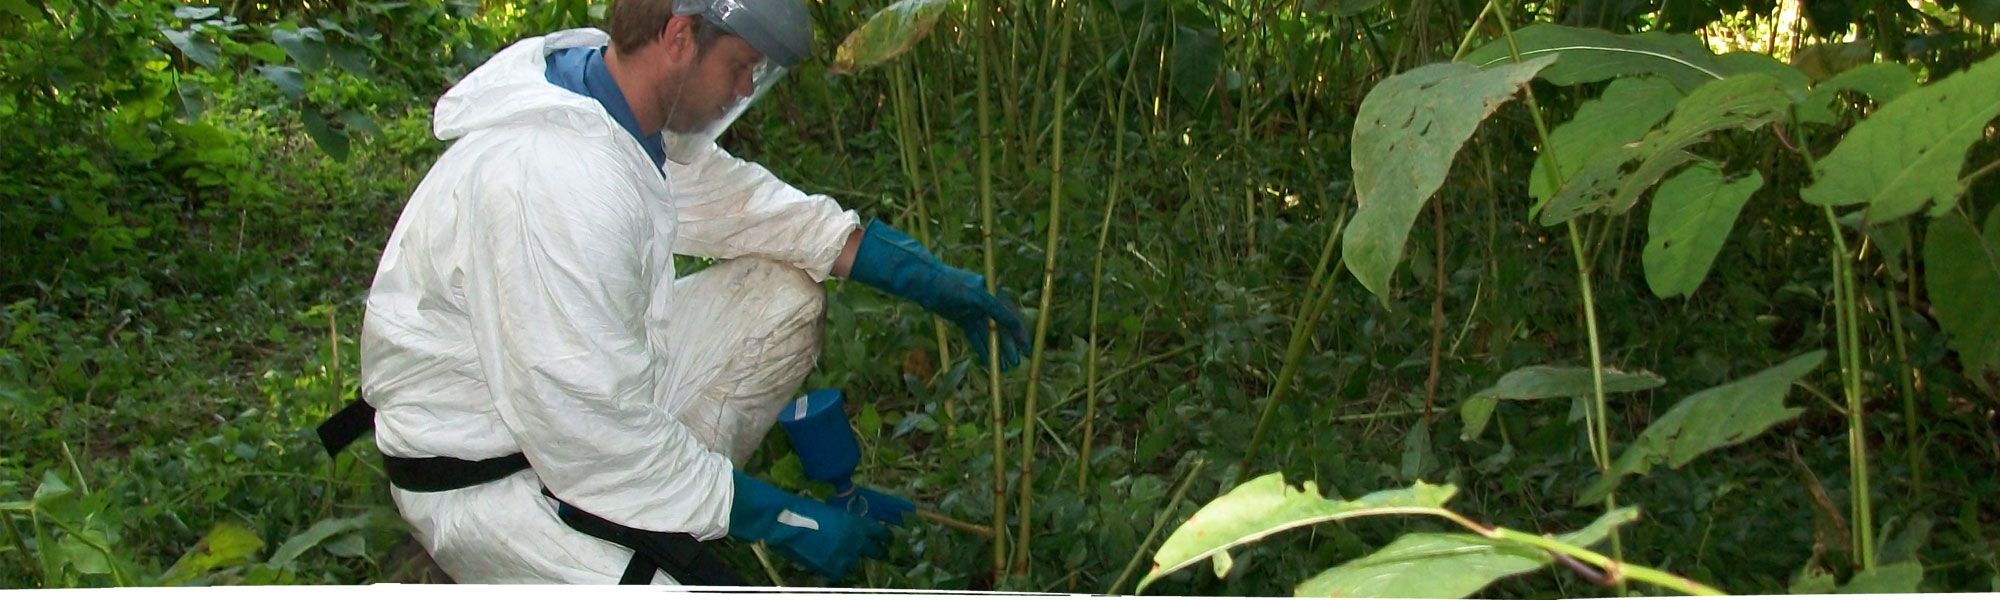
[350,0,1030,585]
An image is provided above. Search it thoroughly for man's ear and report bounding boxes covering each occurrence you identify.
[659,15,700,64]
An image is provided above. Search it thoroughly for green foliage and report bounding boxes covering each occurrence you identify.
[1801,53,2000,223]
[1136,473,1456,592]
[1642,163,1763,298]
[1527,76,1681,209]
[1463,24,1730,91]
[1458,365,1665,440]
[1922,210,2000,381]
[1540,73,1791,225]
[1577,351,1824,505]
[1293,507,1637,598]
[830,0,957,75]
[1343,55,1556,302]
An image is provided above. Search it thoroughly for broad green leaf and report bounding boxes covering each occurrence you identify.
[1842,562,1924,593]
[267,515,368,568]
[828,0,953,75]
[159,28,221,69]
[1459,365,1665,440]
[1577,351,1824,505]
[330,45,377,80]
[173,6,221,20]
[1801,54,2000,222]
[1541,74,1790,226]
[272,26,330,71]
[1294,507,1638,598]
[58,533,113,575]
[257,65,306,101]
[301,111,351,162]
[1797,62,1918,124]
[1922,211,2000,379]
[1,0,42,21]
[1791,41,1876,82]
[247,42,288,64]
[1643,163,1764,298]
[33,471,74,505]
[1138,474,1457,592]
[1463,24,1726,92]
[163,522,265,585]
[1713,51,1813,96]
[1344,55,1557,301]
[1790,565,1838,594]
[1528,77,1682,209]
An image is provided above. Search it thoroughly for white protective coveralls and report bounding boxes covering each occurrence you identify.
[357,28,860,584]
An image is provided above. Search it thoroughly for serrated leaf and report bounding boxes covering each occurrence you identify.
[1138,474,1457,592]
[257,65,306,100]
[1344,55,1557,301]
[829,0,953,75]
[301,111,350,161]
[163,522,265,584]
[1643,163,1764,298]
[159,28,220,69]
[1842,562,1924,593]
[267,515,367,569]
[1541,73,1791,226]
[1923,211,2000,379]
[1294,507,1638,598]
[1528,77,1682,209]
[1797,62,1917,124]
[1578,351,1823,505]
[1463,24,1727,92]
[272,26,330,71]
[1801,54,2000,222]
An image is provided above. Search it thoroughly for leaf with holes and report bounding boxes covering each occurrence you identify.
[1540,73,1791,225]
[1577,351,1823,505]
[1643,162,1763,298]
[1343,55,1556,302]
[1801,53,2000,222]
[1462,24,1727,91]
[1797,62,1918,124]
[1295,507,1638,598]
[1137,474,1456,593]
[1923,210,2000,379]
[1459,365,1664,440]
[1529,77,1682,211]
[829,0,954,75]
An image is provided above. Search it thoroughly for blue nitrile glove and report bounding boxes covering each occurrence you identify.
[847,220,1032,371]
[729,471,889,580]
[829,485,916,526]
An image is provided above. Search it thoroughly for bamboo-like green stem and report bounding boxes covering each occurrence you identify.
[1012,0,1075,576]
[890,63,957,413]
[975,0,1008,580]
[1885,277,1920,497]
[1107,459,1206,595]
[3,513,36,585]
[1792,121,1875,570]
[750,542,786,586]
[1079,3,1151,493]
[1485,527,1725,596]
[1237,207,1350,478]
[1487,0,1624,572]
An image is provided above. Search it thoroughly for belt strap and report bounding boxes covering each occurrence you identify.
[316,394,741,585]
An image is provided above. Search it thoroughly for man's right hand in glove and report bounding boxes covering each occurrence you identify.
[728,471,889,581]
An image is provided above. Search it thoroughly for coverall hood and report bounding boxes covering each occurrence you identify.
[433,29,629,147]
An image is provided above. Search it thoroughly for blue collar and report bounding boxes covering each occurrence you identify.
[544,45,667,170]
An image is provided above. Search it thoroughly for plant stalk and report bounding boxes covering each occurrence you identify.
[1012,0,1075,575]
[1080,2,1151,492]
[1108,459,1206,595]
[1237,206,1350,478]
[975,0,1009,579]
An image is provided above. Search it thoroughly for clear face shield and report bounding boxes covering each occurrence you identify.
[661,58,785,164]
[661,0,809,164]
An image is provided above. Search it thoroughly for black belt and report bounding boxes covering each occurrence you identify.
[317,396,743,585]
